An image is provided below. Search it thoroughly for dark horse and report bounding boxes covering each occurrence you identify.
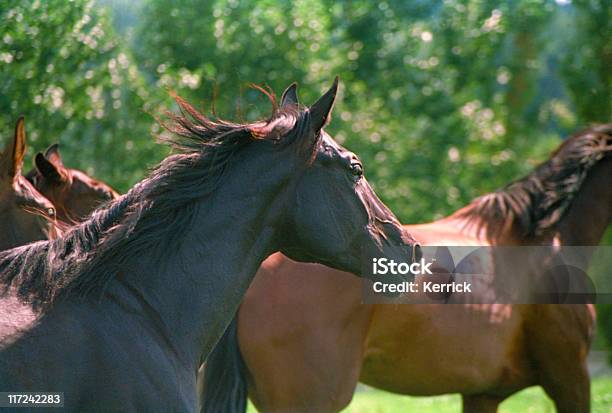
[202,121,611,413]
[26,143,119,223]
[0,79,419,412]
[0,117,57,251]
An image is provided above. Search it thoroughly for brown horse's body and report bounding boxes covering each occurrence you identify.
[239,229,595,413]
[361,223,595,413]
[204,125,611,413]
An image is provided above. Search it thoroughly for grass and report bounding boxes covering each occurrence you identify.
[247,377,612,412]
[342,377,612,413]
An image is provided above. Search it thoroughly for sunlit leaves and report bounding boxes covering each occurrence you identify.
[0,0,166,192]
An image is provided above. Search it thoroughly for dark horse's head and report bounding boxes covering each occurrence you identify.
[271,80,419,277]
[162,78,419,281]
[0,117,57,250]
[26,144,119,223]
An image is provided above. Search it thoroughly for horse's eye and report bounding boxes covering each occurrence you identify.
[350,162,363,179]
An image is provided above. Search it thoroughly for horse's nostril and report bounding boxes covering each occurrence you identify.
[413,243,423,262]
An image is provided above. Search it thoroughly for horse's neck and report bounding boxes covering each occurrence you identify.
[423,171,612,247]
[112,170,291,370]
[553,160,612,247]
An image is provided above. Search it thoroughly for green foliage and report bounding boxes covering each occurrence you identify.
[132,0,609,223]
[561,0,611,123]
[3,0,608,213]
[601,304,612,364]
[0,0,166,192]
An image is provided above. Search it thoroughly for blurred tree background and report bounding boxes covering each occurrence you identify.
[1,0,611,354]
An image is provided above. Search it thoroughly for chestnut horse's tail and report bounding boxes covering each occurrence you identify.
[202,315,248,413]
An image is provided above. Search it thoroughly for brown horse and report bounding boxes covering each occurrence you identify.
[0,117,56,251]
[203,123,611,413]
[0,81,419,411]
[26,143,119,223]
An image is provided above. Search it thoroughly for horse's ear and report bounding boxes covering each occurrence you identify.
[280,82,299,108]
[309,76,339,132]
[35,152,65,183]
[44,143,65,169]
[6,116,27,179]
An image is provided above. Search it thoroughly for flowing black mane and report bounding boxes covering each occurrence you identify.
[458,124,612,239]
[0,92,316,307]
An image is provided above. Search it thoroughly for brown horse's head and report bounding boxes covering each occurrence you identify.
[26,144,119,223]
[0,117,56,250]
